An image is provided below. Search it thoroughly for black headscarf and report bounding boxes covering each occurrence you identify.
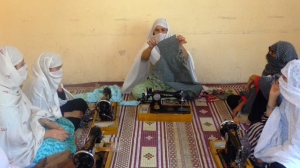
[262,41,298,76]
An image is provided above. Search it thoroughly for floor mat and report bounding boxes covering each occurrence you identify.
[66,82,247,168]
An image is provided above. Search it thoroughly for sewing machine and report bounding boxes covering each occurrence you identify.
[139,88,190,114]
[73,126,104,168]
[96,87,114,121]
[210,120,253,168]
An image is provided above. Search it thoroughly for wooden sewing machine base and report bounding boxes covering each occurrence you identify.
[138,104,193,122]
[93,142,114,168]
[91,102,120,135]
[209,140,253,168]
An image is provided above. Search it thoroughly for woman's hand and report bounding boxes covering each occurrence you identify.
[246,75,258,92]
[232,101,246,117]
[45,129,70,141]
[269,80,280,98]
[57,83,63,92]
[45,121,64,130]
[265,80,280,116]
[147,38,158,49]
[176,35,187,45]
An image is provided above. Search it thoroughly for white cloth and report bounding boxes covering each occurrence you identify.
[0,46,59,167]
[254,60,300,167]
[22,53,65,116]
[0,147,19,168]
[122,18,198,93]
[6,46,23,66]
[38,52,63,92]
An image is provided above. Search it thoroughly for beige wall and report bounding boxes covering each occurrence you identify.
[1,0,300,84]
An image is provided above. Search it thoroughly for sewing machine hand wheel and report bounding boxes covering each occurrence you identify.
[220,120,239,138]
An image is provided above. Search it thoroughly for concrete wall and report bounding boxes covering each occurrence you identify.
[1,0,299,84]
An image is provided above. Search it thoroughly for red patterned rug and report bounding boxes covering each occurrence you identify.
[66,82,247,168]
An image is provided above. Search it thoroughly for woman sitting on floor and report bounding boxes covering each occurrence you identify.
[0,46,76,167]
[122,18,202,100]
[227,41,298,124]
[22,52,89,131]
[253,60,300,167]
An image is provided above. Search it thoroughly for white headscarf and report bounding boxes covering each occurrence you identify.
[22,53,63,117]
[254,60,300,167]
[0,46,55,167]
[0,46,25,92]
[122,18,197,93]
[39,52,63,92]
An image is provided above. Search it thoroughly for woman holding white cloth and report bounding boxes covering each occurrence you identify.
[122,18,201,99]
[254,60,300,168]
[0,46,76,167]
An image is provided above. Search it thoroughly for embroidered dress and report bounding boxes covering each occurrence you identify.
[0,46,76,167]
[33,117,76,163]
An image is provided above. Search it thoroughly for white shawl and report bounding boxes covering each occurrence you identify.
[254,60,300,167]
[0,46,59,167]
[122,18,198,93]
[22,53,65,116]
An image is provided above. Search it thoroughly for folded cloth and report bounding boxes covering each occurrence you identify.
[74,85,123,103]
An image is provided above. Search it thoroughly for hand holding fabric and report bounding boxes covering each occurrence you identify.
[147,38,158,49]
[176,35,187,45]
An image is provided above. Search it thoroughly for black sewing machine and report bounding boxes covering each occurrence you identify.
[139,88,190,114]
[73,126,104,168]
[96,87,115,121]
[210,120,253,168]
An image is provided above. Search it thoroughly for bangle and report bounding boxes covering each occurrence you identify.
[267,104,276,110]
[43,120,50,127]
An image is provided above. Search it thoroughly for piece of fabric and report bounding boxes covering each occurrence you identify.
[154,35,202,99]
[6,46,23,66]
[22,53,64,119]
[18,63,28,82]
[33,118,76,164]
[254,60,300,167]
[246,114,268,159]
[262,41,298,76]
[0,46,63,167]
[247,90,268,123]
[74,85,123,103]
[0,147,19,168]
[60,98,89,130]
[122,18,198,94]
[131,76,176,99]
[154,33,166,42]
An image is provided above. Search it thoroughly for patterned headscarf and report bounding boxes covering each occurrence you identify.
[262,41,298,76]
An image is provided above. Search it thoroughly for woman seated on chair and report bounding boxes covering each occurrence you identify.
[22,52,89,130]
[0,46,76,167]
[226,41,298,124]
[122,18,202,100]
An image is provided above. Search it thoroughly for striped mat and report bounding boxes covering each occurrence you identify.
[65,82,247,168]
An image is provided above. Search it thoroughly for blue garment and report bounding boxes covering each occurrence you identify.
[74,85,123,103]
[33,117,76,163]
